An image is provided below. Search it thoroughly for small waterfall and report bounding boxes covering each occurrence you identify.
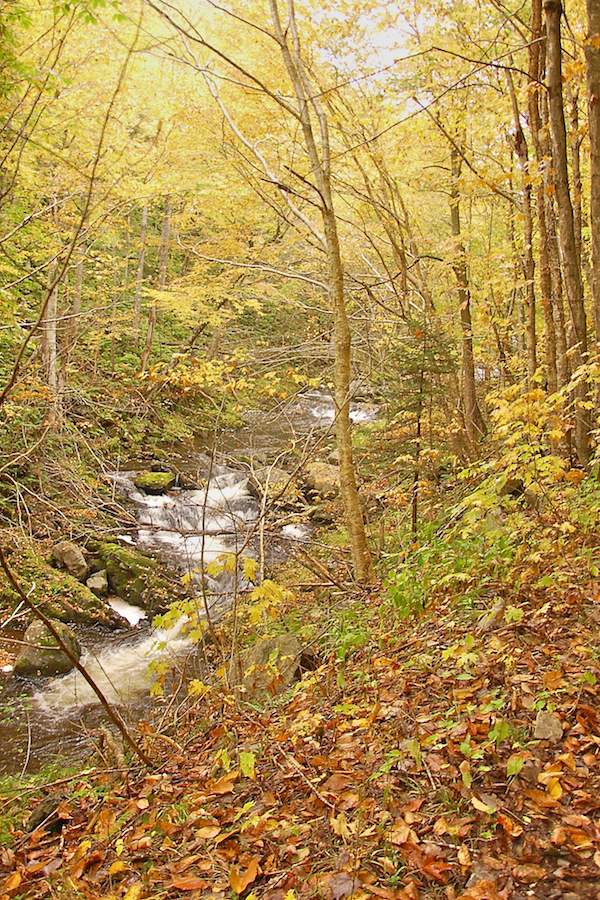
[36,616,192,711]
[36,467,259,714]
[35,394,377,715]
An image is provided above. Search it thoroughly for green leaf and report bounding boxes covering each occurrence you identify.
[239,751,256,780]
[507,755,525,776]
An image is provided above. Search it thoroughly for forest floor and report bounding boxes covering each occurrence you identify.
[1,540,600,900]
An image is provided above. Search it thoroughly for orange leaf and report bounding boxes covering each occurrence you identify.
[1,873,21,893]
[210,771,239,795]
[170,876,208,890]
[229,857,259,894]
[457,880,503,899]
[496,813,523,838]
[363,884,397,898]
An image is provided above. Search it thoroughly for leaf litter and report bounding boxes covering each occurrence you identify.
[2,564,600,900]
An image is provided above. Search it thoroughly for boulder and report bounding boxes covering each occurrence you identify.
[249,466,303,504]
[15,618,81,677]
[304,462,340,499]
[51,541,89,582]
[134,471,176,494]
[229,633,316,699]
[86,569,109,598]
[0,548,125,628]
[87,539,181,612]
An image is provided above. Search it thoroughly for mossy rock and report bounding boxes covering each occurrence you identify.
[86,539,181,613]
[14,618,81,677]
[248,466,303,505]
[229,634,317,699]
[133,471,176,494]
[0,546,125,627]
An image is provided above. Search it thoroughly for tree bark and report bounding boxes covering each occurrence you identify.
[544,0,590,465]
[42,265,61,426]
[527,0,557,393]
[450,148,486,442]
[269,0,374,582]
[133,204,148,345]
[507,68,537,379]
[586,0,600,349]
[141,196,171,373]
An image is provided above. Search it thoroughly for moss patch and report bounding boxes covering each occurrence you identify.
[86,539,182,612]
[133,471,176,494]
[0,542,123,627]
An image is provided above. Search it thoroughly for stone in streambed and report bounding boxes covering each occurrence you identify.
[134,471,176,494]
[86,539,182,613]
[304,462,340,499]
[51,540,89,582]
[15,618,80,677]
[0,546,126,628]
[86,569,108,598]
[229,634,317,699]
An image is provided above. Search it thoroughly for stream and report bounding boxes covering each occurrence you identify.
[0,390,378,775]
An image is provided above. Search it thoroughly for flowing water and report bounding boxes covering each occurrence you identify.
[0,390,379,774]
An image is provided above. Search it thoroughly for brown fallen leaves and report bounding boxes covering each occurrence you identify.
[2,577,600,900]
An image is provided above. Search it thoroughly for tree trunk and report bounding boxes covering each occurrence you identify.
[269,0,374,583]
[42,266,61,426]
[527,0,557,393]
[544,0,590,465]
[450,148,486,442]
[586,0,600,350]
[133,204,147,345]
[507,69,537,379]
[141,197,171,373]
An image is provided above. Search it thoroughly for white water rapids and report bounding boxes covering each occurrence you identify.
[24,390,379,717]
[36,467,259,711]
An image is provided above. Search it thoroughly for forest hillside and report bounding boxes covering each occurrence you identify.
[1,1,600,898]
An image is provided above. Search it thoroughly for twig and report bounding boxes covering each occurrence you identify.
[279,748,336,811]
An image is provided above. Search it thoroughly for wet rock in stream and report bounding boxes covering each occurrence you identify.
[86,538,184,613]
[14,618,81,677]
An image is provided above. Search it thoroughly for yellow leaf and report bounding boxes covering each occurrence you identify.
[471,797,495,813]
[330,811,352,840]
[243,557,258,581]
[546,778,563,800]
[123,883,144,900]
[108,860,127,875]
[71,839,92,863]
[458,843,472,867]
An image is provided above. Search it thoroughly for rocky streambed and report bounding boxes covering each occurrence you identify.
[0,389,379,774]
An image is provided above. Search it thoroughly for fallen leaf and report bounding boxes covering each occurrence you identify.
[389,819,418,846]
[496,812,523,837]
[108,860,127,875]
[197,825,221,839]
[170,876,208,890]
[457,844,472,867]
[229,857,259,894]
[330,812,352,841]
[123,883,144,900]
[471,797,494,814]
[513,864,546,883]
[210,771,239,795]
[329,872,358,900]
[1,873,21,893]
[456,880,503,900]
